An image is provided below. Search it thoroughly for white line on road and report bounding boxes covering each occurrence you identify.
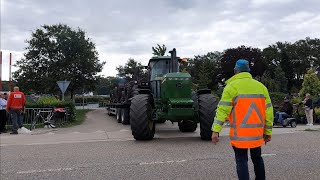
[261,153,277,157]
[139,159,187,165]
[17,168,74,174]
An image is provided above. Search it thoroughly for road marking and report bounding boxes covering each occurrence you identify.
[95,130,105,133]
[139,159,187,165]
[262,153,277,157]
[17,168,74,174]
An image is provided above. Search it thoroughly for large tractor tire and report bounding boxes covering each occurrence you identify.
[198,94,218,140]
[130,94,155,140]
[178,120,197,132]
[116,108,122,123]
[121,108,130,125]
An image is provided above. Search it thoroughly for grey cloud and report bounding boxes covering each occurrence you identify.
[1,0,320,77]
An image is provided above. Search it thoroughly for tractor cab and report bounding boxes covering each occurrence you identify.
[148,49,180,80]
[147,49,184,98]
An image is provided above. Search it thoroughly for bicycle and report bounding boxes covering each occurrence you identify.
[30,109,57,130]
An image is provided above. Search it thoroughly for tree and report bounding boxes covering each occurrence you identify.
[274,66,288,93]
[189,51,223,90]
[116,58,146,81]
[299,68,320,97]
[94,76,116,95]
[221,46,267,80]
[13,24,105,98]
[258,72,279,92]
[152,44,167,56]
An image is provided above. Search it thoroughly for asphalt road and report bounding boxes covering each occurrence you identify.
[1,109,320,180]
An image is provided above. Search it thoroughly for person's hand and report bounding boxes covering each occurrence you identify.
[212,132,219,145]
[264,134,271,144]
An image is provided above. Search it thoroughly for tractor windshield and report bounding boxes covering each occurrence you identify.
[150,60,170,81]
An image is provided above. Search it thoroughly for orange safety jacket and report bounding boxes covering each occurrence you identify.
[229,94,266,148]
[212,72,274,149]
[7,91,26,111]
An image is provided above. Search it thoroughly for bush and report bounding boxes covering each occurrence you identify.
[37,96,60,104]
[269,92,287,106]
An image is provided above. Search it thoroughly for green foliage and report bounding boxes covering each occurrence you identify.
[37,96,60,104]
[94,76,116,95]
[299,68,320,97]
[116,58,146,81]
[152,44,167,56]
[269,92,287,106]
[274,66,288,93]
[291,96,302,104]
[188,51,222,90]
[14,24,105,98]
[259,73,279,92]
[221,45,266,79]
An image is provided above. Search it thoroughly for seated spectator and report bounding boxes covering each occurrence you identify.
[276,97,293,124]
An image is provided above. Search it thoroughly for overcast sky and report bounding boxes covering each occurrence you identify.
[1,0,319,80]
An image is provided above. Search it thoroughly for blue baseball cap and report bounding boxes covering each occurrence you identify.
[234,59,250,72]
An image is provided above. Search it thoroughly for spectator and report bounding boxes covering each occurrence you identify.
[275,97,293,124]
[303,93,313,126]
[0,93,8,133]
[6,87,26,134]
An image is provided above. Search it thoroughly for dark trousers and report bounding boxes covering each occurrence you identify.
[0,110,8,132]
[232,146,265,180]
[10,110,23,132]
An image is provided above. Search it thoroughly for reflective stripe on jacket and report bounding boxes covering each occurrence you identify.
[212,72,274,148]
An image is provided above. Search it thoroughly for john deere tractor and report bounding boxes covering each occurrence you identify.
[130,48,218,140]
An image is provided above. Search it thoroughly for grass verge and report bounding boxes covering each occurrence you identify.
[61,109,92,128]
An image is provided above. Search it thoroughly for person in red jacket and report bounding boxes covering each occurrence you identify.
[6,86,26,134]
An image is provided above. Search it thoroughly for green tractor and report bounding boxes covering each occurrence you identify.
[130,48,218,140]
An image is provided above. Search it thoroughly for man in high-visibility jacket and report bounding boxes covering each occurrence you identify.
[212,59,273,180]
[6,86,26,134]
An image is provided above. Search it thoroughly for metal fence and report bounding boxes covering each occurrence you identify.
[6,107,71,129]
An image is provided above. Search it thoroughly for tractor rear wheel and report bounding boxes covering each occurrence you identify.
[130,94,155,140]
[198,94,218,140]
[121,108,130,125]
[178,120,197,132]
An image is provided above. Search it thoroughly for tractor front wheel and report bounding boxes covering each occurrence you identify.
[198,94,218,140]
[130,94,155,140]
